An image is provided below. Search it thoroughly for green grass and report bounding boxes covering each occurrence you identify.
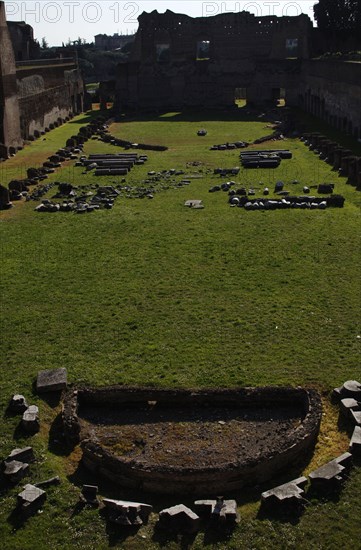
[86,83,100,91]
[0,108,361,549]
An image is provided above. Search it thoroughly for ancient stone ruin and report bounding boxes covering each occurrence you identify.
[113,9,361,141]
[62,385,322,495]
[194,497,239,524]
[103,498,152,526]
[158,504,200,534]
[261,476,308,513]
[115,10,312,110]
[0,0,84,158]
[259,379,361,516]
[36,368,67,393]
[17,484,46,517]
[308,452,352,494]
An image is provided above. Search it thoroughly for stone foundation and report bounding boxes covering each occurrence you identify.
[63,385,322,495]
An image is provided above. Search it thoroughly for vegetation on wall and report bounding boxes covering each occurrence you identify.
[313,0,361,31]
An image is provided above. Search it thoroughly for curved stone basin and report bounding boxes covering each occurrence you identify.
[63,386,322,495]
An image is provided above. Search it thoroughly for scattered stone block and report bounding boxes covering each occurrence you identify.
[340,398,360,419]
[184,199,204,209]
[350,410,361,426]
[341,380,361,397]
[21,405,40,433]
[158,504,200,534]
[36,368,67,393]
[80,485,99,506]
[318,183,333,194]
[334,452,353,470]
[35,476,61,488]
[261,476,307,512]
[0,184,13,210]
[17,484,46,516]
[333,380,361,401]
[309,453,352,494]
[103,498,152,526]
[5,447,35,464]
[8,394,28,413]
[3,460,29,484]
[349,426,361,455]
[194,496,239,524]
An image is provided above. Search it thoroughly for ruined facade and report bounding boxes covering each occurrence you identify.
[115,10,361,139]
[0,1,22,157]
[94,33,134,51]
[7,20,40,61]
[16,60,84,141]
[0,1,84,158]
[116,10,312,110]
[299,60,361,139]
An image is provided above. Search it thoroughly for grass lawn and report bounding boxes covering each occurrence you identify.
[0,107,360,549]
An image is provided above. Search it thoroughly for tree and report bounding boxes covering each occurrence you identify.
[313,0,361,32]
[41,37,49,49]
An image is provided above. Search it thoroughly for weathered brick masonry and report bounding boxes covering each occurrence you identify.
[0,1,84,157]
[114,10,361,139]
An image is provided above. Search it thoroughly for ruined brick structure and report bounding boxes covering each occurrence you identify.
[63,385,322,495]
[94,33,134,51]
[114,10,361,139]
[0,1,22,157]
[0,1,84,158]
[115,10,312,110]
[16,60,84,141]
[7,20,40,61]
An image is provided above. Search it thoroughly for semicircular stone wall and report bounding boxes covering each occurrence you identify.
[62,385,322,495]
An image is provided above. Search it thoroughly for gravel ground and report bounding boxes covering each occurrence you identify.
[79,403,303,470]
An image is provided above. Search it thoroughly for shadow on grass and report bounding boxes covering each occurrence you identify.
[70,500,85,518]
[152,525,197,549]
[257,503,304,525]
[66,460,128,503]
[118,105,281,125]
[7,507,28,531]
[352,455,361,468]
[337,413,356,438]
[3,408,22,420]
[305,487,343,505]
[202,523,236,546]
[33,389,63,409]
[99,507,143,548]
[48,412,74,457]
[0,471,16,496]
[292,107,361,155]
[68,112,102,125]
[13,422,36,442]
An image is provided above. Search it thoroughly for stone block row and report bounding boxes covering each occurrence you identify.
[261,380,361,515]
[79,487,238,534]
[301,133,361,188]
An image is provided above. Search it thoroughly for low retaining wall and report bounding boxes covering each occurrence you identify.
[63,385,322,495]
